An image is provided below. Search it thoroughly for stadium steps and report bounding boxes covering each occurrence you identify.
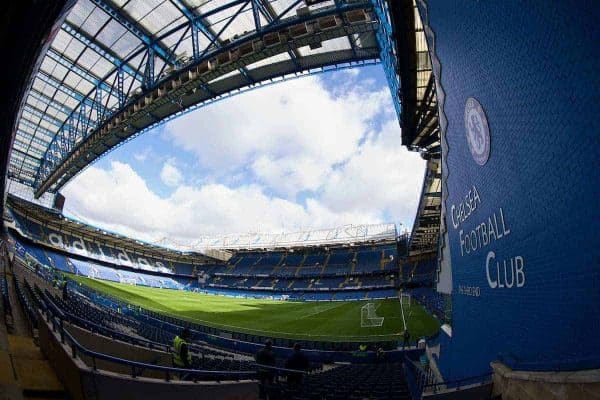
[321,253,331,275]
[271,263,281,274]
[379,251,386,271]
[64,258,75,274]
[339,278,348,288]
[350,263,356,274]
[253,257,262,269]
[287,280,294,289]
[0,336,65,399]
[41,250,55,270]
[1,269,65,398]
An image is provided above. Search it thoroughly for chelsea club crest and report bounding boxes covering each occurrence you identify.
[464,97,490,166]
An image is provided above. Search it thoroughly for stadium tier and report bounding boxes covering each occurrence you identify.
[12,230,409,301]
[9,208,179,275]
[8,256,419,398]
[7,199,436,305]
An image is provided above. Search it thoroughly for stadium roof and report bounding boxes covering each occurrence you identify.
[5,193,219,262]
[409,157,440,254]
[7,0,381,196]
[161,222,398,250]
[6,0,441,256]
[387,0,439,154]
[6,194,397,255]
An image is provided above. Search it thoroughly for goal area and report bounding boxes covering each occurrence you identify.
[361,302,384,327]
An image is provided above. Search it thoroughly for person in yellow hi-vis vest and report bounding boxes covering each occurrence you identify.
[173,328,192,378]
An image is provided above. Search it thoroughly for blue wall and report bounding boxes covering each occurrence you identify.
[420,1,600,379]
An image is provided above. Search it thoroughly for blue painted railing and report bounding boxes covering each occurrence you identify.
[38,287,307,382]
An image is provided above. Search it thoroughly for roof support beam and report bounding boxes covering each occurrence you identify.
[258,0,301,67]
[46,48,121,97]
[36,72,107,121]
[19,119,57,140]
[14,134,48,151]
[29,89,75,117]
[90,0,177,66]
[23,105,65,130]
[183,0,255,83]
[32,1,377,195]
[36,72,91,105]
[11,147,43,162]
[62,21,143,82]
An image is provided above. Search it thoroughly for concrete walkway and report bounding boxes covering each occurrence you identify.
[1,257,65,399]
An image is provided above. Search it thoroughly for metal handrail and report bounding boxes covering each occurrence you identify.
[422,372,493,392]
[39,290,308,382]
[63,307,170,352]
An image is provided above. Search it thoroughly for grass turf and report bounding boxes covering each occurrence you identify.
[69,275,440,342]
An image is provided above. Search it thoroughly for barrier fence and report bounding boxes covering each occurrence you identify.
[38,288,307,383]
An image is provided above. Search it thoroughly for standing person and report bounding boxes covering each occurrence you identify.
[376,347,386,363]
[255,340,276,396]
[285,343,310,386]
[402,329,411,349]
[173,328,192,379]
[61,280,68,301]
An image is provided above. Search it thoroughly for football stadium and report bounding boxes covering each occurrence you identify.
[0,1,598,399]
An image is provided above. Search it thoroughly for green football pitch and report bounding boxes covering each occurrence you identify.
[69,275,440,342]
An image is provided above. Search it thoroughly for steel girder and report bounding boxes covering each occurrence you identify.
[409,158,441,255]
[33,0,379,197]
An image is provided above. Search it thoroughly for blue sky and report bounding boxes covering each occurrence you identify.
[62,65,425,243]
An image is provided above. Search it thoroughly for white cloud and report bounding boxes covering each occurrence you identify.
[61,72,426,243]
[320,120,425,225]
[133,147,151,161]
[163,75,390,198]
[160,161,183,187]
[62,161,380,243]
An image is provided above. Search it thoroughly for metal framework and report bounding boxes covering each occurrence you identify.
[7,193,395,256]
[7,0,440,255]
[5,194,213,263]
[4,0,382,197]
[161,223,398,250]
[376,0,441,255]
[408,157,440,254]
[385,0,439,154]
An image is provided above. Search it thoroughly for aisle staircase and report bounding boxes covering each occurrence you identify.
[320,254,331,275]
[1,263,65,399]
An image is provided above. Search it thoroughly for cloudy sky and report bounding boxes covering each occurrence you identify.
[61,65,425,243]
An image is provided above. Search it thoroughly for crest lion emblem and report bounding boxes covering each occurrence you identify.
[464,97,490,166]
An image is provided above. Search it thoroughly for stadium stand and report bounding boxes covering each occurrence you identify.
[408,287,446,321]
[8,210,417,303]
[274,362,411,400]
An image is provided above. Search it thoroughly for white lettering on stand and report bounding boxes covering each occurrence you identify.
[485,251,525,289]
[48,233,64,248]
[71,236,88,256]
[116,250,132,266]
[451,186,481,229]
[452,186,525,294]
[459,207,511,256]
